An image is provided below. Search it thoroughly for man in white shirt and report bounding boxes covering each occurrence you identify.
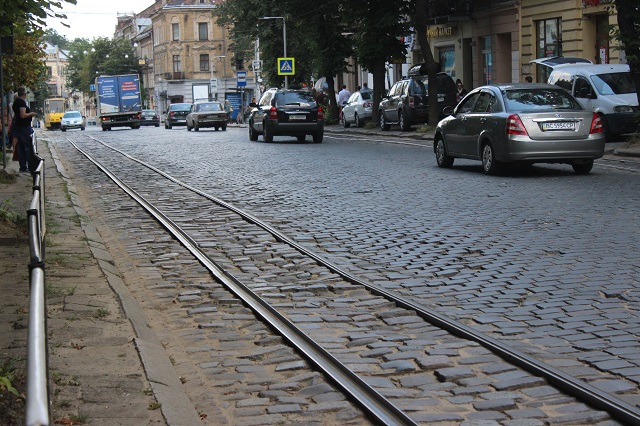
[337,85,351,106]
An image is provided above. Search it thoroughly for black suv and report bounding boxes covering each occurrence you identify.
[379,64,457,131]
[164,103,192,129]
[248,89,324,143]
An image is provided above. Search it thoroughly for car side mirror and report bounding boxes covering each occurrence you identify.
[443,106,454,116]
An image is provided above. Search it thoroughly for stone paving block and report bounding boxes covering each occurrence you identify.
[493,376,546,391]
[434,366,475,382]
[473,397,518,411]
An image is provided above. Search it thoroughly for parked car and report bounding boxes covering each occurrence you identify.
[379,63,457,131]
[548,63,638,141]
[165,103,192,129]
[140,109,160,127]
[341,89,373,128]
[60,110,85,132]
[434,83,605,175]
[529,56,593,83]
[186,101,227,131]
[248,89,324,143]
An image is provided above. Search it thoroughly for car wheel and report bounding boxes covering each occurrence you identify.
[249,123,258,141]
[194,123,199,131]
[380,111,390,131]
[81,127,85,131]
[313,130,323,143]
[572,159,594,174]
[399,109,410,132]
[102,126,107,131]
[155,123,159,127]
[214,126,219,131]
[264,122,274,142]
[355,113,362,128]
[167,123,172,129]
[61,128,66,132]
[481,142,501,175]
[221,123,227,131]
[435,137,454,168]
[297,135,306,142]
[342,113,350,128]
[187,123,192,131]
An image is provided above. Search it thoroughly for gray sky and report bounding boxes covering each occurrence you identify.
[45,0,154,41]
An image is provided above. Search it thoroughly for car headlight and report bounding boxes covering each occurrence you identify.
[614,105,634,113]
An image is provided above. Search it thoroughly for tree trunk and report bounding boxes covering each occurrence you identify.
[372,59,386,124]
[614,0,640,106]
[325,76,339,121]
[413,0,440,126]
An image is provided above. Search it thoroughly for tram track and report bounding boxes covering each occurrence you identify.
[56,132,639,424]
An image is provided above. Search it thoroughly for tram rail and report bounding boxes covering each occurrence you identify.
[62,133,640,425]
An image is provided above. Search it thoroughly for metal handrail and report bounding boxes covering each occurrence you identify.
[25,131,50,426]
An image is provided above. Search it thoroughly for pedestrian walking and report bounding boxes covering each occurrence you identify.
[456,79,468,103]
[338,85,350,106]
[12,87,36,173]
[224,99,233,123]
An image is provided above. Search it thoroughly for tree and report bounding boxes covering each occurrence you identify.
[0,0,76,36]
[43,28,69,49]
[65,38,139,94]
[611,1,640,104]
[412,0,441,127]
[1,20,48,92]
[345,0,412,124]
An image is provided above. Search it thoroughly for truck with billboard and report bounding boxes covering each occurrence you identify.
[95,74,142,131]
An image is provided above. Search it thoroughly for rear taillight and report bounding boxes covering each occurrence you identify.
[363,102,372,108]
[408,96,415,107]
[269,106,278,120]
[506,114,528,136]
[590,113,604,134]
[317,106,324,119]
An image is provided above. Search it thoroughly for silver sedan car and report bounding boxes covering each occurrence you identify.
[341,89,373,128]
[434,84,605,174]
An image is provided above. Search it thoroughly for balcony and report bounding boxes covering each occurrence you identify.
[163,72,186,80]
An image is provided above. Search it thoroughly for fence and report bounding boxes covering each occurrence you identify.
[25,132,50,426]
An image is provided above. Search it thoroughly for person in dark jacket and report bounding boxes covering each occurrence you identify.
[12,87,36,173]
[456,79,468,103]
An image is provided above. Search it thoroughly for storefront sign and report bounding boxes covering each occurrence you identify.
[427,26,457,38]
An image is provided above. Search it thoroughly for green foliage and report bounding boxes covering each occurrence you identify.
[1,19,48,92]
[0,356,22,397]
[610,1,640,103]
[0,0,77,37]
[65,37,140,94]
[43,29,69,49]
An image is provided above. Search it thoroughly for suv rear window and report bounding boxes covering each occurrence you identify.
[170,103,191,111]
[275,92,316,107]
[504,88,583,112]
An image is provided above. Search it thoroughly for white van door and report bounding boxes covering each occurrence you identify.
[572,76,597,111]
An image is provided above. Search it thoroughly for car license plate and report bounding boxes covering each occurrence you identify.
[542,122,575,131]
[290,115,306,120]
[438,96,445,102]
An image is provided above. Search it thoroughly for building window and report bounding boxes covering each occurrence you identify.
[200,54,210,71]
[173,55,182,72]
[482,36,492,85]
[198,23,208,41]
[438,47,455,77]
[537,18,562,58]
[47,66,53,77]
[172,23,180,41]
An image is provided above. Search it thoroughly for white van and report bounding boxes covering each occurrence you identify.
[548,64,638,141]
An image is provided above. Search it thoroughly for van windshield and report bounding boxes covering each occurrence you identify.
[590,72,636,95]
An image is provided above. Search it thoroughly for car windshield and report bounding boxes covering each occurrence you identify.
[195,103,222,112]
[503,88,583,112]
[275,92,316,107]
[360,91,373,100]
[64,112,81,118]
[590,72,635,95]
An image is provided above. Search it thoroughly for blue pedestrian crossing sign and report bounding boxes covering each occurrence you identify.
[278,58,295,76]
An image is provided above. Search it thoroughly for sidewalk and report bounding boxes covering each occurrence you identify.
[0,140,186,425]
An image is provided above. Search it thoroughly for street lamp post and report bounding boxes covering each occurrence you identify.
[215,55,226,100]
[259,16,287,89]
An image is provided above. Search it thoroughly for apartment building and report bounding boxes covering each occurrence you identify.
[417,0,621,88]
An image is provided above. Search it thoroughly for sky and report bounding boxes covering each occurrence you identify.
[45,0,155,41]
